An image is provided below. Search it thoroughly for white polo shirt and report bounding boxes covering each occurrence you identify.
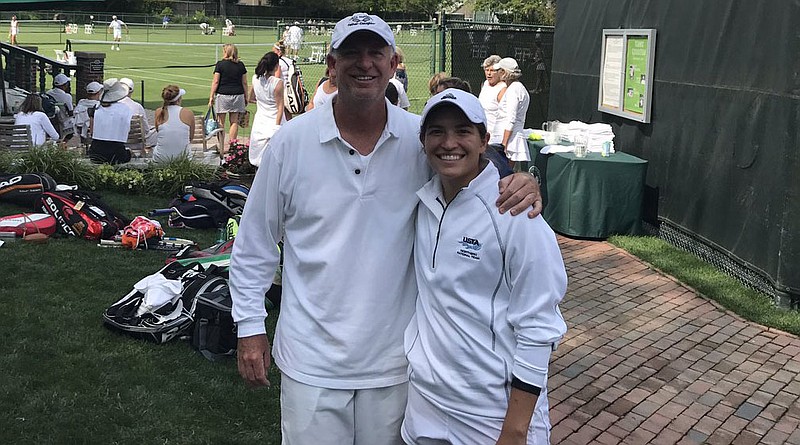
[230,98,430,389]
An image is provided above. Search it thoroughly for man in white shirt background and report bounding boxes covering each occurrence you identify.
[107,15,127,51]
[46,73,75,143]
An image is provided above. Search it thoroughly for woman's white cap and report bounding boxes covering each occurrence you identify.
[119,77,134,93]
[493,57,520,73]
[331,13,395,49]
[420,88,487,130]
[170,88,186,103]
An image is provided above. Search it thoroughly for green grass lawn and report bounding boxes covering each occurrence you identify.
[0,192,282,444]
[22,23,439,118]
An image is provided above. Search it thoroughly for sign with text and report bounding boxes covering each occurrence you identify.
[598,29,656,123]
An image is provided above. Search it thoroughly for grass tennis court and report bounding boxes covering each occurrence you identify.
[16,22,439,119]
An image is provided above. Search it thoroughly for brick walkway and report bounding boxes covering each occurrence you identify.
[550,236,800,444]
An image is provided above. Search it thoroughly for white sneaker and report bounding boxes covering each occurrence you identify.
[116,47,120,51]
[111,45,115,50]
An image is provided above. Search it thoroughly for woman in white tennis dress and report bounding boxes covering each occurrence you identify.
[248,51,285,167]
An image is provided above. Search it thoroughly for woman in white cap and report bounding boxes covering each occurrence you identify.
[152,85,195,163]
[88,79,133,164]
[14,94,60,146]
[247,52,284,167]
[73,81,103,146]
[403,88,566,445]
[493,57,531,167]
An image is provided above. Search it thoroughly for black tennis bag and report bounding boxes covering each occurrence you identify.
[192,285,237,361]
[103,262,228,344]
[0,172,58,208]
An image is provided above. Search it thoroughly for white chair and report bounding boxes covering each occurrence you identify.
[309,45,325,63]
[84,24,94,34]
[66,23,78,34]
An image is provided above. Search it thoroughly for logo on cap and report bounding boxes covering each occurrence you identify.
[440,93,457,101]
[348,13,375,27]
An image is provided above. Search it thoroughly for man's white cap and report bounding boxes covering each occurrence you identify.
[493,57,520,73]
[420,88,487,130]
[331,13,395,50]
[112,15,117,19]
[53,73,70,86]
[119,77,134,93]
[85,81,103,94]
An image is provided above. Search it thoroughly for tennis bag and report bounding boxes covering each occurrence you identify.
[103,262,229,344]
[162,181,249,229]
[0,213,57,237]
[192,285,237,361]
[0,173,58,208]
[39,190,129,240]
[191,281,282,361]
[283,58,309,114]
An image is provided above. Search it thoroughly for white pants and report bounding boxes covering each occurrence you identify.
[280,372,407,445]
[401,384,551,445]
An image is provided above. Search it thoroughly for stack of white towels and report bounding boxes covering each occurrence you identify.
[556,121,615,153]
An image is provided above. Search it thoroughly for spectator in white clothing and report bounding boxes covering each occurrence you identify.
[14,94,59,146]
[493,57,531,166]
[306,68,337,111]
[46,73,74,142]
[73,81,102,146]
[153,85,195,163]
[89,79,133,164]
[272,40,295,119]
[388,76,409,110]
[118,77,156,147]
[286,22,303,59]
[479,55,509,161]
[247,52,284,167]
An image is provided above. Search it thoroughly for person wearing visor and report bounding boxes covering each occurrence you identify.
[230,13,542,444]
[153,85,194,163]
[403,88,567,445]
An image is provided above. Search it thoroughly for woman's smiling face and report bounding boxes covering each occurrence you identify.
[422,104,488,192]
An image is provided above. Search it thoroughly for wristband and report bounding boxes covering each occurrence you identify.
[511,376,541,396]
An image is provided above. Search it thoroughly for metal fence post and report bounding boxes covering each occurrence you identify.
[438,13,446,73]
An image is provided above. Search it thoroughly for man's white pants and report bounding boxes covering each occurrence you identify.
[280,372,407,445]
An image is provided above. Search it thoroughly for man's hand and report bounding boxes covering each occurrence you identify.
[237,334,272,388]
[497,172,542,218]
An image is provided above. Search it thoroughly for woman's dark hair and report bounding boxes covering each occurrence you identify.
[255,52,280,78]
[20,94,43,114]
[385,82,399,105]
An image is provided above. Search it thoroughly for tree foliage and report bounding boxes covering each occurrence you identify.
[474,0,556,24]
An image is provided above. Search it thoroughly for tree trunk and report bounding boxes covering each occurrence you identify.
[220,0,227,18]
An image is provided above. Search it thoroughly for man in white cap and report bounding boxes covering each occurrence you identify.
[46,73,75,142]
[107,15,127,51]
[73,81,103,145]
[230,12,541,444]
[118,77,156,147]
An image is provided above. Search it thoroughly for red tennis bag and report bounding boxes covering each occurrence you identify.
[0,213,57,237]
[39,190,129,240]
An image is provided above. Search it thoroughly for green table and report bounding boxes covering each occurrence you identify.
[527,140,648,238]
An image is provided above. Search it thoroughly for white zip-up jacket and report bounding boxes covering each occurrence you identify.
[406,162,567,419]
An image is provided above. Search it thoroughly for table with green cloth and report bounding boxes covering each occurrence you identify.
[526,140,648,238]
